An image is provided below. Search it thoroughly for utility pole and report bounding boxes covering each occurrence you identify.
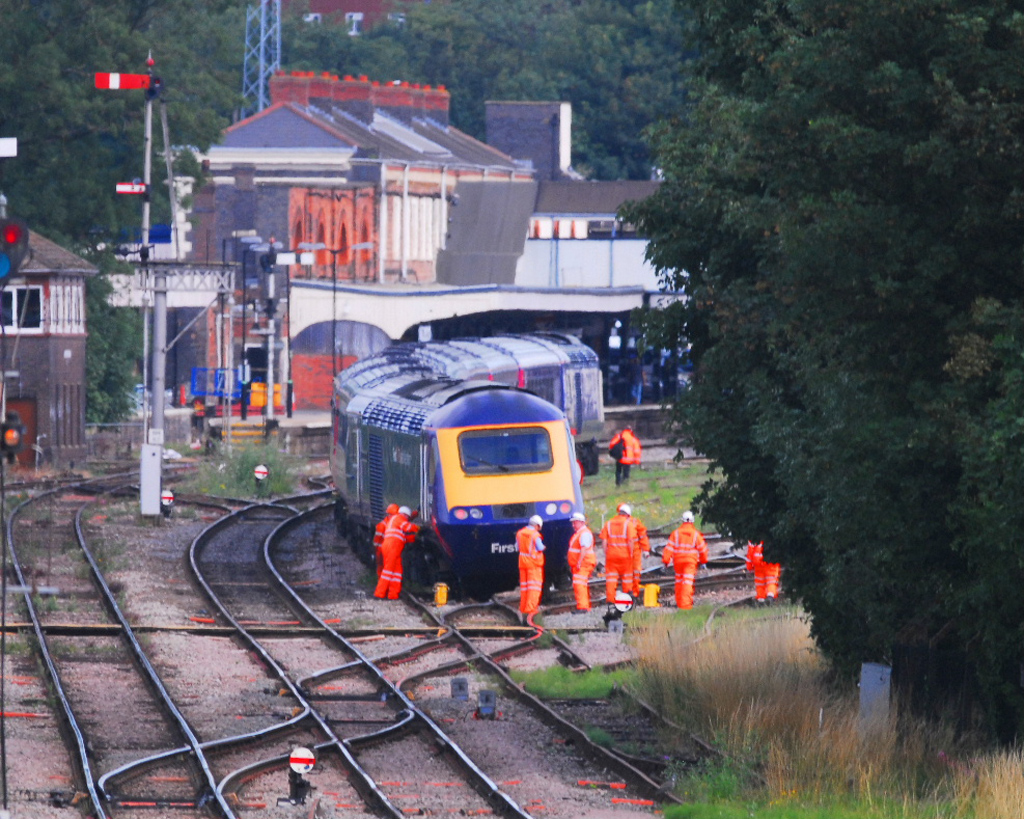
[96,56,167,515]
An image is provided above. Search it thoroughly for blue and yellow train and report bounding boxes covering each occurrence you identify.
[330,333,603,597]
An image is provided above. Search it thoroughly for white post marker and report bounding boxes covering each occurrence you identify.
[0,138,16,158]
[289,746,316,774]
[254,463,269,482]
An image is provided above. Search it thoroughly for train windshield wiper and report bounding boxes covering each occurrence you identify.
[468,457,510,473]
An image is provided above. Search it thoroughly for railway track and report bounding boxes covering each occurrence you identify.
[6,476,229,817]
[1,469,751,818]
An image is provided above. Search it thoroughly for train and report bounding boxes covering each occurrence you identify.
[330,333,604,598]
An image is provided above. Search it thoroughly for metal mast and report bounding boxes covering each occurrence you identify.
[242,0,281,115]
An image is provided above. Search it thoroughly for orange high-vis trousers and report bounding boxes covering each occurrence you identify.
[374,540,405,599]
[519,562,544,615]
[572,555,597,611]
[670,553,701,609]
[604,548,634,603]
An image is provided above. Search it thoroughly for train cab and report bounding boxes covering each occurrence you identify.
[420,389,583,595]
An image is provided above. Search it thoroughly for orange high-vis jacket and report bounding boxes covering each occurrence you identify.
[600,514,639,558]
[663,522,708,566]
[609,428,642,465]
[517,525,546,569]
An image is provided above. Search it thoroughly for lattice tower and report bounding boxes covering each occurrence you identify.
[242,0,281,115]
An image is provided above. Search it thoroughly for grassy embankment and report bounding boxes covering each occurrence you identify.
[517,459,1024,818]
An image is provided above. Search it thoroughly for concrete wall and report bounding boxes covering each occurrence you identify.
[515,238,660,290]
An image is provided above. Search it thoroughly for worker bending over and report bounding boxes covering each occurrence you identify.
[373,503,399,578]
[374,506,419,600]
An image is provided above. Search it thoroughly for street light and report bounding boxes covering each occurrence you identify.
[238,235,263,420]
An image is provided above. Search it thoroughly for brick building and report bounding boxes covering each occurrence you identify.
[190,71,535,410]
[2,231,93,467]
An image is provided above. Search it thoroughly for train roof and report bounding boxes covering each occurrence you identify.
[425,387,566,430]
[335,333,598,395]
[349,380,539,435]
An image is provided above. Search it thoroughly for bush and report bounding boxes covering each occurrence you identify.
[182,444,296,498]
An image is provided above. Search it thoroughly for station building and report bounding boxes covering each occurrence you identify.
[116,71,670,417]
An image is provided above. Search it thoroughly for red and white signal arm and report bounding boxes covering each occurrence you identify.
[116,182,147,194]
[613,590,635,613]
[289,746,316,774]
[95,73,151,90]
[254,463,269,482]
[160,488,174,506]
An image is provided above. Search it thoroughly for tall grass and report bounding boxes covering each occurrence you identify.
[631,613,968,813]
[180,443,296,497]
[952,747,1024,818]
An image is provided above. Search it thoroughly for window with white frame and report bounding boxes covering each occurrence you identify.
[345,12,364,35]
[1,287,42,331]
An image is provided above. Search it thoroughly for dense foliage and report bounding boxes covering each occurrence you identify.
[628,0,1024,737]
[284,0,687,180]
[84,272,143,423]
[1,0,686,419]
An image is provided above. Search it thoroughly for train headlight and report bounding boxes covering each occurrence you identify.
[469,508,483,520]
[545,502,557,515]
[454,508,469,520]
[559,502,572,513]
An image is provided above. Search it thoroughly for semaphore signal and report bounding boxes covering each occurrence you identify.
[94,73,151,90]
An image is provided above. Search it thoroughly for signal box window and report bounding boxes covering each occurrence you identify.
[458,427,553,475]
[345,12,363,35]
[2,287,42,331]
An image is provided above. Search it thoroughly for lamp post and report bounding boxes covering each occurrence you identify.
[238,236,262,420]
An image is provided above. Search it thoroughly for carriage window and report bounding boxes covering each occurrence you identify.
[458,427,553,475]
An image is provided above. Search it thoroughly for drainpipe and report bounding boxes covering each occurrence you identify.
[401,163,409,282]
[379,163,388,283]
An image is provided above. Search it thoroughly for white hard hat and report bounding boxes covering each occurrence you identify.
[529,514,543,527]
[682,510,695,523]
[399,506,412,517]
[570,512,586,523]
[617,503,632,516]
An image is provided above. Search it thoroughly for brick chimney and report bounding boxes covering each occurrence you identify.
[269,71,449,127]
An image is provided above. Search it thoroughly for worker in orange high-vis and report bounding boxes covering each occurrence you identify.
[628,510,651,597]
[746,541,781,604]
[662,510,708,609]
[609,426,642,486]
[599,503,639,605]
[517,515,547,617]
[567,512,597,612]
[374,506,419,600]
[373,503,399,578]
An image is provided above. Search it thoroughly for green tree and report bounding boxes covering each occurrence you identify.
[283,0,688,180]
[84,267,143,423]
[628,0,1024,736]
[0,0,240,245]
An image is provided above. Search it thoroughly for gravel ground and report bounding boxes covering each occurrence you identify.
[0,454,743,818]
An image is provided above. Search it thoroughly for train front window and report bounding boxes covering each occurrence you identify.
[458,427,553,475]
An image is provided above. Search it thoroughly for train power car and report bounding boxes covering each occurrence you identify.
[331,334,599,598]
[336,333,604,475]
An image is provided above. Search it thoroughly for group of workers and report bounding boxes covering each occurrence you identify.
[370,423,780,611]
[515,502,715,616]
